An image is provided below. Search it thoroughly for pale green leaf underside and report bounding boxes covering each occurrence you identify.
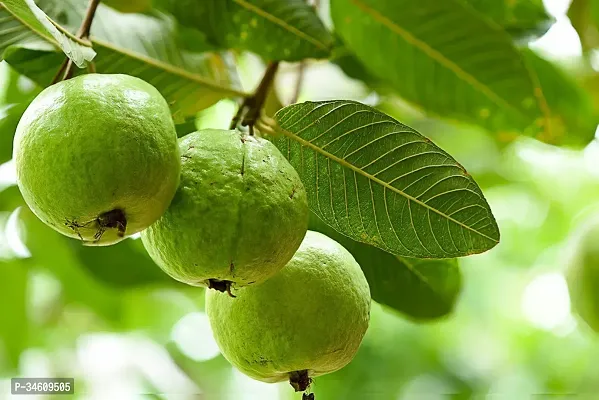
[0,0,94,67]
[309,213,461,320]
[273,100,500,258]
[331,0,549,138]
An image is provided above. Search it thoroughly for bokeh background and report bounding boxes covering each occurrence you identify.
[3,0,599,398]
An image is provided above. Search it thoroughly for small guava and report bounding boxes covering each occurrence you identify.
[13,74,180,245]
[141,129,309,292]
[567,216,599,333]
[205,231,371,391]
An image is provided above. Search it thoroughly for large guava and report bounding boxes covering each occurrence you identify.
[141,129,309,292]
[13,74,180,246]
[206,231,371,391]
[567,216,599,332]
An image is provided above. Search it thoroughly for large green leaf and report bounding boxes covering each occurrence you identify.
[0,259,28,372]
[271,100,500,258]
[2,0,245,120]
[0,0,95,66]
[68,238,182,289]
[0,101,27,163]
[522,49,598,147]
[331,0,550,140]
[568,0,599,51]
[155,0,333,61]
[310,213,462,320]
[463,0,552,40]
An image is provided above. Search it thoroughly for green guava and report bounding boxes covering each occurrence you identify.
[205,231,371,391]
[13,74,180,246]
[567,217,599,332]
[141,129,309,292]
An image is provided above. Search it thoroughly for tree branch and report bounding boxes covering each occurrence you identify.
[230,61,280,134]
[51,0,101,84]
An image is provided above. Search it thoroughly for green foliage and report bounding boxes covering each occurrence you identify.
[464,0,552,40]
[2,0,599,395]
[522,49,598,146]
[331,0,548,139]
[309,213,461,320]
[0,0,95,66]
[1,0,244,121]
[155,0,333,61]
[273,100,499,258]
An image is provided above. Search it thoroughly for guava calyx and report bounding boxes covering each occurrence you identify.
[289,370,312,392]
[65,208,128,244]
[208,279,236,298]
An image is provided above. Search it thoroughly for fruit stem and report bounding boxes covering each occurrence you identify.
[230,61,280,134]
[289,370,312,392]
[51,0,101,84]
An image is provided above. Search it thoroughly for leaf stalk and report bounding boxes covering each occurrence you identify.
[51,0,101,84]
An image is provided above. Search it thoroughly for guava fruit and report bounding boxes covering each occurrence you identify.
[13,74,180,246]
[206,231,371,391]
[567,217,599,332]
[141,129,309,292]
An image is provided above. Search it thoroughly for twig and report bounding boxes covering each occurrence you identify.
[51,0,101,84]
[230,61,280,135]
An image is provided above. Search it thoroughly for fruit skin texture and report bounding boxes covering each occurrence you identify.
[13,74,180,245]
[567,217,599,332]
[141,129,309,288]
[206,231,371,384]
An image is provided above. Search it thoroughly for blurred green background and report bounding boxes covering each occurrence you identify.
[3,0,599,398]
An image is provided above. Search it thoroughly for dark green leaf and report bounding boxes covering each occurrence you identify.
[0,0,95,66]
[2,0,245,120]
[331,0,550,140]
[0,259,28,371]
[0,101,28,163]
[68,238,182,289]
[272,100,500,258]
[156,0,333,61]
[463,0,552,40]
[522,49,598,147]
[103,0,151,13]
[310,213,462,320]
[175,117,197,138]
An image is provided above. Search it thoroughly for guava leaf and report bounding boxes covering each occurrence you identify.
[272,100,500,258]
[155,0,333,61]
[0,0,95,67]
[463,0,552,40]
[309,213,462,320]
[0,102,28,163]
[522,49,598,147]
[331,0,551,141]
[568,0,599,51]
[1,0,245,120]
[68,239,183,289]
[0,259,28,372]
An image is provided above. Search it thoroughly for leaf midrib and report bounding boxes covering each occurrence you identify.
[233,0,330,51]
[276,124,499,244]
[0,2,57,47]
[92,37,248,98]
[398,257,452,308]
[348,0,536,120]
